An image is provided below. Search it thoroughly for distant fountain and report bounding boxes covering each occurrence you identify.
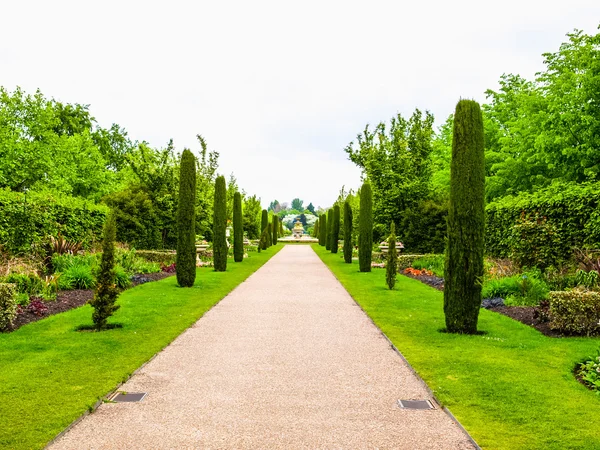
[292,219,304,239]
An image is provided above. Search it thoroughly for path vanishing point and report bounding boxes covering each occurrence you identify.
[50,245,475,449]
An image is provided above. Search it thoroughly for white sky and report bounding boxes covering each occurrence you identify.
[1,1,599,209]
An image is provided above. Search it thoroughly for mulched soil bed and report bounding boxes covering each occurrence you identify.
[8,272,174,332]
[403,273,567,338]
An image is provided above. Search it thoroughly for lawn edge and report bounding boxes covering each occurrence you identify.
[310,244,481,450]
[44,246,283,449]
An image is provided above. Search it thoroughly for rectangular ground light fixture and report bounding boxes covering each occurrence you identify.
[397,399,434,410]
[110,392,147,403]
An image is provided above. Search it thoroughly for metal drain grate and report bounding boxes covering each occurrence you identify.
[110,392,147,403]
[397,399,434,410]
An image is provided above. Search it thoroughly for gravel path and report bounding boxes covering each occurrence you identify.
[50,245,475,449]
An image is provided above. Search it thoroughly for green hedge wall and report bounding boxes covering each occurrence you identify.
[485,182,600,259]
[0,189,108,254]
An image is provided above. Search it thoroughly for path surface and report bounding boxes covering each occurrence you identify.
[50,246,474,449]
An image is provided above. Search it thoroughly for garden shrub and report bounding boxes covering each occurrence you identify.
[134,250,176,266]
[114,265,131,289]
[4,272,43,296]
[444,99,485,334]
[343,199,353,263]
[482,270,549,306]
[386,222,397,290]
[51,253,98,273]
[397,254,426,270]
[401,199,448,254]
[359,181,373,272]
[509,212,566,270]
[213,175,227,271]
[412,254,445,277]
[319,213,327,247]
[485,181,600,260]
[549,290,600,335]
[62,265,96,290]
[261,210,268,250]
[577,351,600,393]
[0,188,107,255]
[176,149,197,286]
[0,283,18,331]
[326,209,333,251]
[272,214,278,245]
[331,205,340,254]
[233,192,243,262]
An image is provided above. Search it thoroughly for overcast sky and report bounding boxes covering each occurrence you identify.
[2,1,599,209]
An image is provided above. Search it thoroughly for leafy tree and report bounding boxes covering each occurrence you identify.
[90,212,120,329]
[444,100,485,334]
[268,200,281,212]
[291,198,304,211]
[243,195,262,239]
[359,181,373,272]
[306,202,316,214]
[319,213,327,246]
[343,199,353,263]
[326,209,333,251]
[299,213,307,226]
[261,210,268,250]
[331,205,340,253]
[233,191,243,262]
[386,222,398,290]
[225,173,240,223]
[176,150,197,287]
[213,175,227,271]
[194,135,220,242]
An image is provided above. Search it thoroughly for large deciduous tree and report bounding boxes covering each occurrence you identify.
[444,99,485,334]
[176,149,197,287]
[213,175,227,271]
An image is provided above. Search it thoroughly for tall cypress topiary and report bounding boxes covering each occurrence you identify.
[275,215,279,244]
[343,199,353,263]
[213,175,227,272]
[444,99,485,334]
[266,222,272,247]
[319,214,327,246]
[314,219,319,239]
[261,209,268,250]
[386,222,398,290]
[359,181,373,272]
[331,204,340,253]
[90,211,120,330]
[176,149,197,287]
[326,209,333,250]
[233,191,243,262]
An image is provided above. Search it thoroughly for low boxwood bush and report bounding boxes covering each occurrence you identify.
[549,290,600,336]
[0,283,18,331]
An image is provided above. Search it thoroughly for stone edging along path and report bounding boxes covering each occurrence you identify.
[49,245,477,449]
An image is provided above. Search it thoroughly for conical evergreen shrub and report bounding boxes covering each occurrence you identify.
[90,211,120,330]
[233,191,243,263]
[343,199,353,263]
[331,205,340,254]
[176,149,197,287]
[326,209,333,250]
[272,215,278,245]
[444,99,485,334]
[261,210,268,250]
[213,175,227,272]
[319,214,327,246]
[386,222,397,290]
[266,222,272,247]
[314,219,319,239]
[359,181,373,272]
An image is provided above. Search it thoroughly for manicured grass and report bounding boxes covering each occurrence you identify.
[313,245,600,450]
[0,247,281,449]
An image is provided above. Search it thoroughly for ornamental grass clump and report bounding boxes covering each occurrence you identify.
[176,149,197,287]
[89,213,120,330]
[213,175,227,272]
[444,99,485,334]
[233,191,243,263]
[343,199,353,263]
[359,181,373,272]
[386,222,398,290]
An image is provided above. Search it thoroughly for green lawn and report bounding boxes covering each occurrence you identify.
[313,244,600,450]
[0,246,281,449]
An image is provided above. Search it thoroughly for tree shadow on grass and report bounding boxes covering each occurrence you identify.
[75,323,123,332]
[438,328,488,336]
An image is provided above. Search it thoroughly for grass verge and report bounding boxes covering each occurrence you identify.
[313,244,600,450]
[0,246,282,449]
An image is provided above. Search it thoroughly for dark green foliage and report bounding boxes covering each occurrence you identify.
[213,175,227,272]
[314,219,319,239]
[386,222,397,290]
[272,215,278,245]
[444,100,485,334]
[90,212,120,330]
[331,205,340,254]
[319,214,327,246]
[326,209,333,251]
[343,200,353,263]
[359,181,373,272]
[261,210,268,250]
[233,191,243,263]
[266,223,273,247]
[176,150,197,287]
[0,189,107,254]
[401,199,448,254]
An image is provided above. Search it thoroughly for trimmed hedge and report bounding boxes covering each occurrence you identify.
[549,289,600,336]
[0,188,107,254]
[397,254,426,270]
[0,283,17,331]
[134,250,176,265]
